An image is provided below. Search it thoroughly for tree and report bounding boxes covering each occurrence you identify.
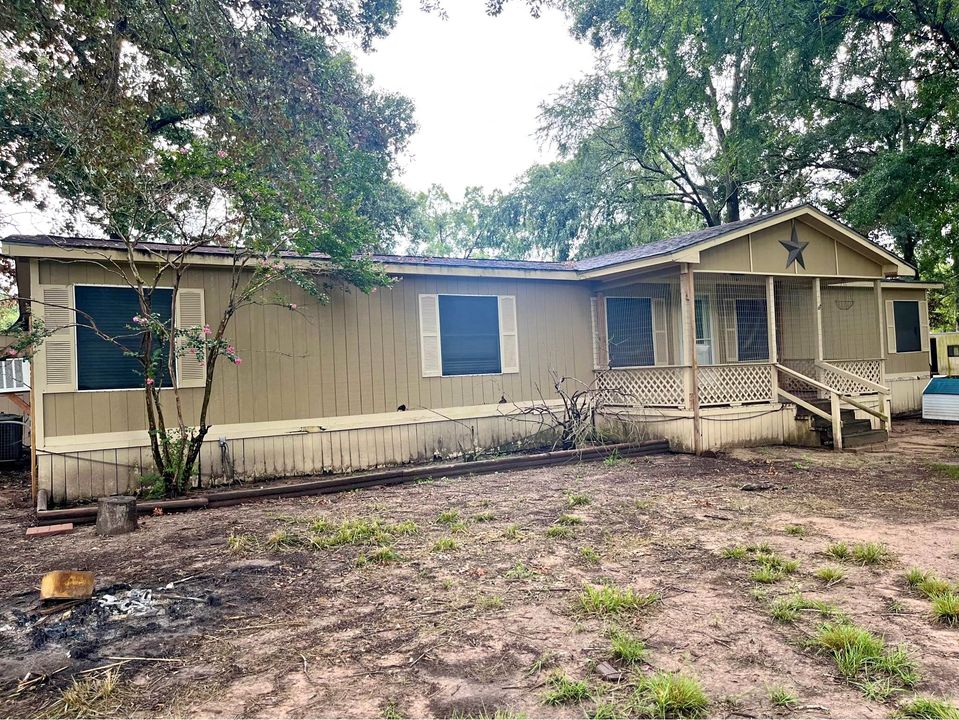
[0,0,416,495]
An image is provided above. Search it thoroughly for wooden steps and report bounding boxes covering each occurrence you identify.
[793,398,888,449]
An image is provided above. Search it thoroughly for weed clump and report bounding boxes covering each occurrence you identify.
[632,672,708,718]
[542,673,591,705]
[578,583,659,616]
[811,622,919,694]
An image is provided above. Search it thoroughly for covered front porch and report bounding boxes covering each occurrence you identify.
[591,268,893,451]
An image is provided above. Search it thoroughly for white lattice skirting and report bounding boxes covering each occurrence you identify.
[820,359,883,395]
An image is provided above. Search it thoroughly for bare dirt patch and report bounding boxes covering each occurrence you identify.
[2,419,959,718]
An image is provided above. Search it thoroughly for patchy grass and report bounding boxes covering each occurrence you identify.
[566,492,591,508]
[930,462,959,481]
[720,545,748,560]
[851,541,890,566]
[556,513,583,526]
[546,525,574,539]
[632,672,709,719]
[50,669,124,719]
[505,562,539,580]
[579,546,600,564]
[542,673,592,706]
[811,622,919,692]
[382,700,405,719]
[226,533,257,554]
[602,449,628,467]
[896,696,959,719]
[264,529,303,551]
[502,524,522,540]
[526,652,557,677]
[784,524,806,537]
[355,545,400,567]
[825,542,851,561]
[767,685,798,709]
[749,552,800,583]
[437,509,461,526]
[609,628,647,664]
[931,592,959,626]
[769,594,839,624]
[431,536,459,553]
[476,594,504,611]
[906,568,954,598]
[473,511,496,523]
[577,583,659,616]
[312,517,418,548]
[815,566,846,585]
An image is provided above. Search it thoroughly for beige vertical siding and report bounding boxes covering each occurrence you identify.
[39,260,595,437]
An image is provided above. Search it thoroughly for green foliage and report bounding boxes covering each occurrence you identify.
[815,566,846,585]
[825,542,852,561]
[720,545,748,560]
[579,546,601,564]
[431,537,459,553]
[355,545,399,567]
[566,492,592,508]
[767,686,798,709]
[546,525,574,539]
[227,533,258,554]
[906,568,954,598]
[557,513,583,526]
[931,593,959,626]
[850,542,890,566]
[311,517,417,548]
[632,672,709,718]
[577,583,659,616]
[896,697,959,719]
[609,629,647,664]
[769,594,838,624]
[542,673,592,706]
[437,509,462,526]
[812,622,920,692]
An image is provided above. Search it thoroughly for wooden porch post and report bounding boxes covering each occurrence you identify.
[680,264,701,454]
[875,278,892,431]
[766,276,778,402]
[813,277,824,365]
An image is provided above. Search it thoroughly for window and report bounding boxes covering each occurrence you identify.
[438,295,501,376]
[694,296,713,365]
[949,345,959,358]
[606,297,655,367]
[419,294,518,377]
[893,301,922,353]
[75,286,173,390]
[734,298,769,362]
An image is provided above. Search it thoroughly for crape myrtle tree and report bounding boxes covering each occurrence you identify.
[0,0,416,495]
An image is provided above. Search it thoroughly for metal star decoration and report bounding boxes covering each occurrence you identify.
[779,221,808,269]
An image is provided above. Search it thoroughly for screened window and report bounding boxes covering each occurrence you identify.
[949,345,959,358]
[694,296,713,365]
[75,286,173,390]
[606,297,654,367]
[893,301,922,353]
[735,298,769,361]
[438,295,501,376]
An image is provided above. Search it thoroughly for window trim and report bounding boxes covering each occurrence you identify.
[604,295,659,369]
[427,293,516,378]
[73,283,177,393]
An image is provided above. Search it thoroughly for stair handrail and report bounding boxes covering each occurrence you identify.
[774,363,845,450]
[814,360,890,394]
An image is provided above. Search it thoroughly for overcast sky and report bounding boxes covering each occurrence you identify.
[355,3,595,199]
[0,3,594,235]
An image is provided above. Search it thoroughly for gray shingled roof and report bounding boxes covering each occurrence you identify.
[1,204,910,274]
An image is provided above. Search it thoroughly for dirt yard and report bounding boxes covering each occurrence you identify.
[2,420,959,718]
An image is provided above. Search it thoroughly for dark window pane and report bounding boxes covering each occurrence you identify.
[606,297,654,367]
[75,286,173,390]
[735,298,769,361]
[949,345,959,358]
[439,295,501,376]
[893,301,921,353]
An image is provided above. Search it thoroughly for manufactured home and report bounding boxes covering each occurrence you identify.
[1,205,939,502]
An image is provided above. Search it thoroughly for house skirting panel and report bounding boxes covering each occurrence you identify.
[36,402,561,502]
[600,403,820,453]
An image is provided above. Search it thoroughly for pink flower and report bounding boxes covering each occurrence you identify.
[202,324,212,335]
[132,315,141,323]
[217,149,228,159]
[289,303,297,310]
[233,357,242,365]
[178,146,189,154]
[226,345,235,354]
[146,378,154,386]
[6,348,16,356]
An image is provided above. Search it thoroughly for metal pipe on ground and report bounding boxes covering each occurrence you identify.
[35,439,669,525]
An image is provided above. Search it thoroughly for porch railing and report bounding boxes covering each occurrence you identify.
[698,363,775,406]
[817,359,883,395]
[596,366,686,408]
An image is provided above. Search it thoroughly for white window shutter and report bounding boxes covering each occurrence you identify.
[651,298,669,365]
[176,288,206,388]
[723,299,738,362]
[919,300,930,352]
[885,299,897,354]
[40,285,75,393]
[498,295,519,374]
[419,294,442,377]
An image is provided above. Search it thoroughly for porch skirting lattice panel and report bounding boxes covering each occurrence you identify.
[698,363,775,406]
[597,367,686,408]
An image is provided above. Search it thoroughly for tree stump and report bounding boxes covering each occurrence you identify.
[96,496,138,536]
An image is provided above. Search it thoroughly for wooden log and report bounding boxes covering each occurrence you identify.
[95,496,138,536]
